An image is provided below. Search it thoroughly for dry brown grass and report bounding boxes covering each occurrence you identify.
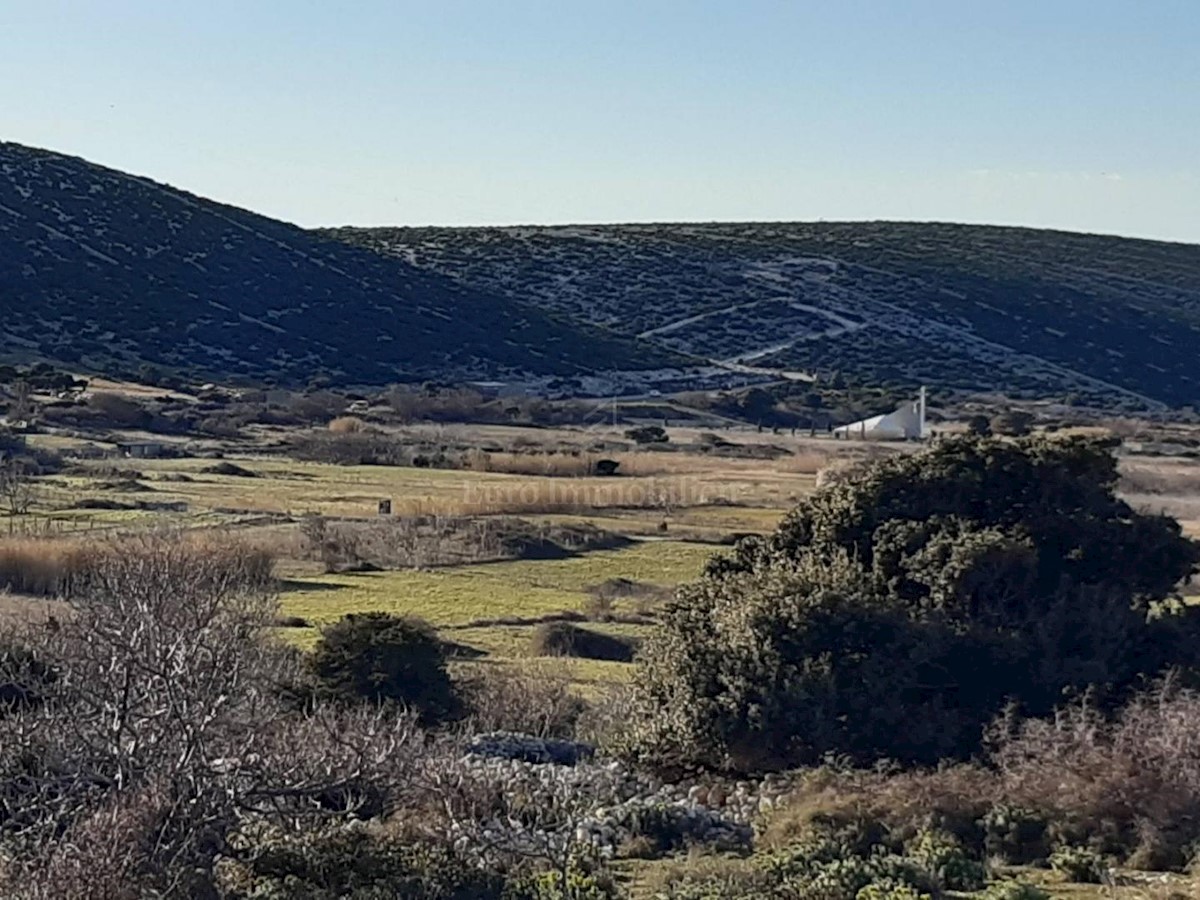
[0,531,276,598]
[0,537,91,596]
[1120,458,1200,496]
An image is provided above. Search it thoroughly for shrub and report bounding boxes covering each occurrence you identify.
[310,613,460,723]
[87,392,151,428]
[529,622,637,662]
[1048,844,1105,883]
[980,804,1049,865]
[904,830,985,891]
[625,425,669,444]
[990,410,1035,436]
[328,415,368,434]
[627,435,1200,770]
[979,881,1050,900]
[0,643,56,715]
[515,862,622,900]
[218,825,509,899]
[855,880,931,900]
[988,686,1200,868]
[460,666,585,739]
[965,414,992,436]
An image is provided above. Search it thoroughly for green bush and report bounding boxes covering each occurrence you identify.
[980,805,1050,865]
[1048,844,1106,883]
[905,830,985,891]
[624,425,669,444]
[310,613,460,723]
[855,880,931,900]
[979,880,1050,900]
[513,863,622,900]
[217,826,507,899]
[627,436,1200,770]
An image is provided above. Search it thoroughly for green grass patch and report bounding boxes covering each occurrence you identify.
[279,540,712,630]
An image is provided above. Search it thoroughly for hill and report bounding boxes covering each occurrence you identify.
[326,222,1200,410]
[0,142,672,386]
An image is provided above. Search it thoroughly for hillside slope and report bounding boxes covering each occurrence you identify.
[326,222,1200,409]
[0,143,671,386]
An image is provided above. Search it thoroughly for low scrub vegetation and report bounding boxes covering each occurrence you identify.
[301,514,630,571]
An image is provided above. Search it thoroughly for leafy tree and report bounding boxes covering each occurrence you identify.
[310,613,461,723]
[626,436,1200,771]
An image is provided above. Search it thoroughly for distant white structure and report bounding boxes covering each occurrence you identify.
[833,387,927,441]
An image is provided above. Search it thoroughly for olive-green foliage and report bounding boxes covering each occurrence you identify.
[217,826,508,899]
[855,880,931,900]
[904,830,986,891]
[515,864,622,900]
[978,881,1050,900]
[656,824,955,900]
[631,436,1200,770]
[310,613,460,723]
[979,805,1050,865]
[1048,844,1106,883]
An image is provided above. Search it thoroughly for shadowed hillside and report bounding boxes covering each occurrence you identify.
[327,222,1200,409]
[0,142,673,386]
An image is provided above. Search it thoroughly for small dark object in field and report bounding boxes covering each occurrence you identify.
[199,461,258,478]
[530,622,637,662]
[276,615,310,628]
[592,458,620,477]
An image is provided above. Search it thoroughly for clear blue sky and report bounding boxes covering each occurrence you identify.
[4,0,1198,241]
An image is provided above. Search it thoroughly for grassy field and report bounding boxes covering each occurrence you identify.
[10,422,1200,704]
[278,539,714,691]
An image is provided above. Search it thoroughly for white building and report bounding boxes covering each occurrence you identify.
[833,387,927,441]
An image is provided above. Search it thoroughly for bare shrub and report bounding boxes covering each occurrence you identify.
[460,665,586,739]
[0,532,424,897]
[576,685,639,748]
[755,685,1200,874]
[0,459,36,516]
[327,415,367,434]
[989,684,1200,868]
